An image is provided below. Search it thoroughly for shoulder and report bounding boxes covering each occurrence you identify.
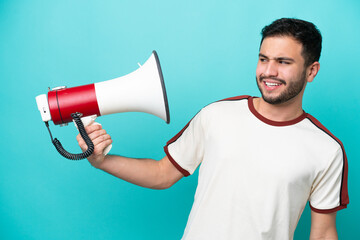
[201,95,251,114]
[216,95,252,102]
[190,95,253,130]
[303,113,345,153]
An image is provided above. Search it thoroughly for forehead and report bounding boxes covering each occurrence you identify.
[260,36,304,61]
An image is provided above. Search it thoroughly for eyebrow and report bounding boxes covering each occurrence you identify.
[259,53,295,62]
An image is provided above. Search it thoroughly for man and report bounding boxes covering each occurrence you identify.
[77,18,349,239]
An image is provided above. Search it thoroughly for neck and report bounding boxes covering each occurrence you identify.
[253,95,304,122]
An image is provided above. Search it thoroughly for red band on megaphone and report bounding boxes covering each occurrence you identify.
[48,84,100,125]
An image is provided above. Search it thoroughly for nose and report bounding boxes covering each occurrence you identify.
[264,60,278,77]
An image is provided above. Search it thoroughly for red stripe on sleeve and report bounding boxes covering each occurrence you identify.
[164,145,190,177]
[163,119,192,177]
[309,203,347,214]
[307,114,349,207]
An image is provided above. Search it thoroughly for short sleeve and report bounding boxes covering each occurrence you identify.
[164,109,205,176]
[309,146,349,213]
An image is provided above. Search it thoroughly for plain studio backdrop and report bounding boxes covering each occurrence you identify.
[0,0,359,239]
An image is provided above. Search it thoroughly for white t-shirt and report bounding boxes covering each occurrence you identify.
[164,96,349,240]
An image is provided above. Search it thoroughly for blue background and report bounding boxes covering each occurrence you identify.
[1,0,359,239]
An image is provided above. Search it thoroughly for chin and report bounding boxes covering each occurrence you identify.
[262,95,284,105]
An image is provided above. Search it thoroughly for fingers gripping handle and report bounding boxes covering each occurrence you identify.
[74,115,112,156]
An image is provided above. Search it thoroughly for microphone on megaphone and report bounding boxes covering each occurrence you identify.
[35,50,170,160]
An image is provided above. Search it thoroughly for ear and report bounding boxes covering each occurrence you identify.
[306,61,320,83]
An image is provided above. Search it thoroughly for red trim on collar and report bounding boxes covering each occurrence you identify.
[248,96,308,126]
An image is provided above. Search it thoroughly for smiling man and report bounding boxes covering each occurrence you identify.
[77,18,349,240]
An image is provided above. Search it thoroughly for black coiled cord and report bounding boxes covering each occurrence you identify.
[45,112,94,160]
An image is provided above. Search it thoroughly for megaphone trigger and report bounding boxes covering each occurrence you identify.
[73,115,112,156]
[74,114,97,127]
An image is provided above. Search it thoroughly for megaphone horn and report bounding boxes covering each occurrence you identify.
[36,50,170,125]
[36,50,170,160]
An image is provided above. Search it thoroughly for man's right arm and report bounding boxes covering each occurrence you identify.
[77,124,184,189]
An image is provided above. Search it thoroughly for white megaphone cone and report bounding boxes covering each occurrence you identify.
[35,51,170,160]
[96,51,170,123]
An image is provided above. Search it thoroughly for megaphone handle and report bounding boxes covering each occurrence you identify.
[77,115,112,156]
[88,122,112,155]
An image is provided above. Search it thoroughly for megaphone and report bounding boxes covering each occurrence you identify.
[36,50,170,160]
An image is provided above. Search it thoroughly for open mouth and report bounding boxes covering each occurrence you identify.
[263,80,284,90]
[264,81,281,87]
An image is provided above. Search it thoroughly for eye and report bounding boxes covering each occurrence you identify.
[279,60,290,65]
[259,58,267,63]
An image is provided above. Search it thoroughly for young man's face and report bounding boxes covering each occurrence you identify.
[256,36,309,105]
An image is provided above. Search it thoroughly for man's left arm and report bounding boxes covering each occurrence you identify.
[310,210,338,240]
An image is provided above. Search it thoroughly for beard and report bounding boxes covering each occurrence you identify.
[256,70,307,105]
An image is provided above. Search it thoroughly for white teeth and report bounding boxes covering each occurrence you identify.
[265,82,281,86]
